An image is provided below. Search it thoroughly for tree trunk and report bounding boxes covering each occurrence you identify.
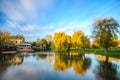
[105,48,108,54]
[82,48,85,53]
[0,43,1,53]
[105,55,109,63]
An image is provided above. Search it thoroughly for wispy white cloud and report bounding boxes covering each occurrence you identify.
[21,24,54,31]
[0,0,55,40]
[0,0,25,22]
[0,0,55,23]
[54,20,92,36]
[22,25,38,31]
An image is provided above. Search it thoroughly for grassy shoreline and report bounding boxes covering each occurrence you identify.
[70,48,120,58]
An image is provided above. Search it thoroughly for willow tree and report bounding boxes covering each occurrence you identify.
[54,32,71,51]
[92,18,120,53]
[72,31,90,51]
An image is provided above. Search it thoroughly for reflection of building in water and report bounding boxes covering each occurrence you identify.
[12,57,23,65]
[0,54,23,66]
[95,55,120,62]
[0,54,23,75]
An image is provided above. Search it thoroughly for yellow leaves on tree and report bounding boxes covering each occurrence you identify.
[72,31,90,50]
[91,41,100,48]
[0,30,13,46]
[112,37,120,47]
[54,32,71,51]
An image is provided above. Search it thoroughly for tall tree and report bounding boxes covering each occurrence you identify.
[54,32,71,51]
[92,18,120,53]
[72,31,90,51]
[0,30,13,53]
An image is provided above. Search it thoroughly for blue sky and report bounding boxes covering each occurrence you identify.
[0,0,120,41]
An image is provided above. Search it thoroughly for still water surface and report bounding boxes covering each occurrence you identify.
[0,52,120,80]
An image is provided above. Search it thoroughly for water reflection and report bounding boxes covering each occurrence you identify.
[94,55,120,80]
[0,52,120,80]
[54,53,91,75]
[0,54,23,78]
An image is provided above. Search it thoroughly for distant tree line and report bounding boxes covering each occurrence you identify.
[30,35,54,51]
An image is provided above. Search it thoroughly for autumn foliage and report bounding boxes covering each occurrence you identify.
[54,32,71,51]
[54,31,90,51]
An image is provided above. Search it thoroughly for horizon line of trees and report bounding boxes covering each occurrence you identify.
[0,17,120,53]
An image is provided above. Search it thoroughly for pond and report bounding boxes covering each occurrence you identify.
[0,52,120,80]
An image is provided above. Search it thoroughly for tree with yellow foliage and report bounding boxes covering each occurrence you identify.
[54,32,71,51]
[118,39,120,48]
[112,37,119,47]
[91,41,101,48]
[72,31,90,51]
[0,30,13,53]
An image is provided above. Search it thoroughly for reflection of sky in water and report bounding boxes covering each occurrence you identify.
[85,54,99,69]
[0,52,120,80]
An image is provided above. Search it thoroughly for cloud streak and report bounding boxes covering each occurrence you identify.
[0,0,55,23]
[54,20,92,36]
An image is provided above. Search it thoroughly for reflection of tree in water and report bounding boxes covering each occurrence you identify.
[37,54,47,60]
[73,60,85,75]
[36,54,54,63]
[54,53,91,75]
[94,56,120,80]
[0,54,23,75]
[73,58,91,75]
[54,54,72,71]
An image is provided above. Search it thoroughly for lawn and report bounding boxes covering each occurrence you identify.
[70,48,120,58]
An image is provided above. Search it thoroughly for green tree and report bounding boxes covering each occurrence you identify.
[37,38,48,51]
[92,18,120,53]
[45,35,53,51]
[81,36,90,51]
